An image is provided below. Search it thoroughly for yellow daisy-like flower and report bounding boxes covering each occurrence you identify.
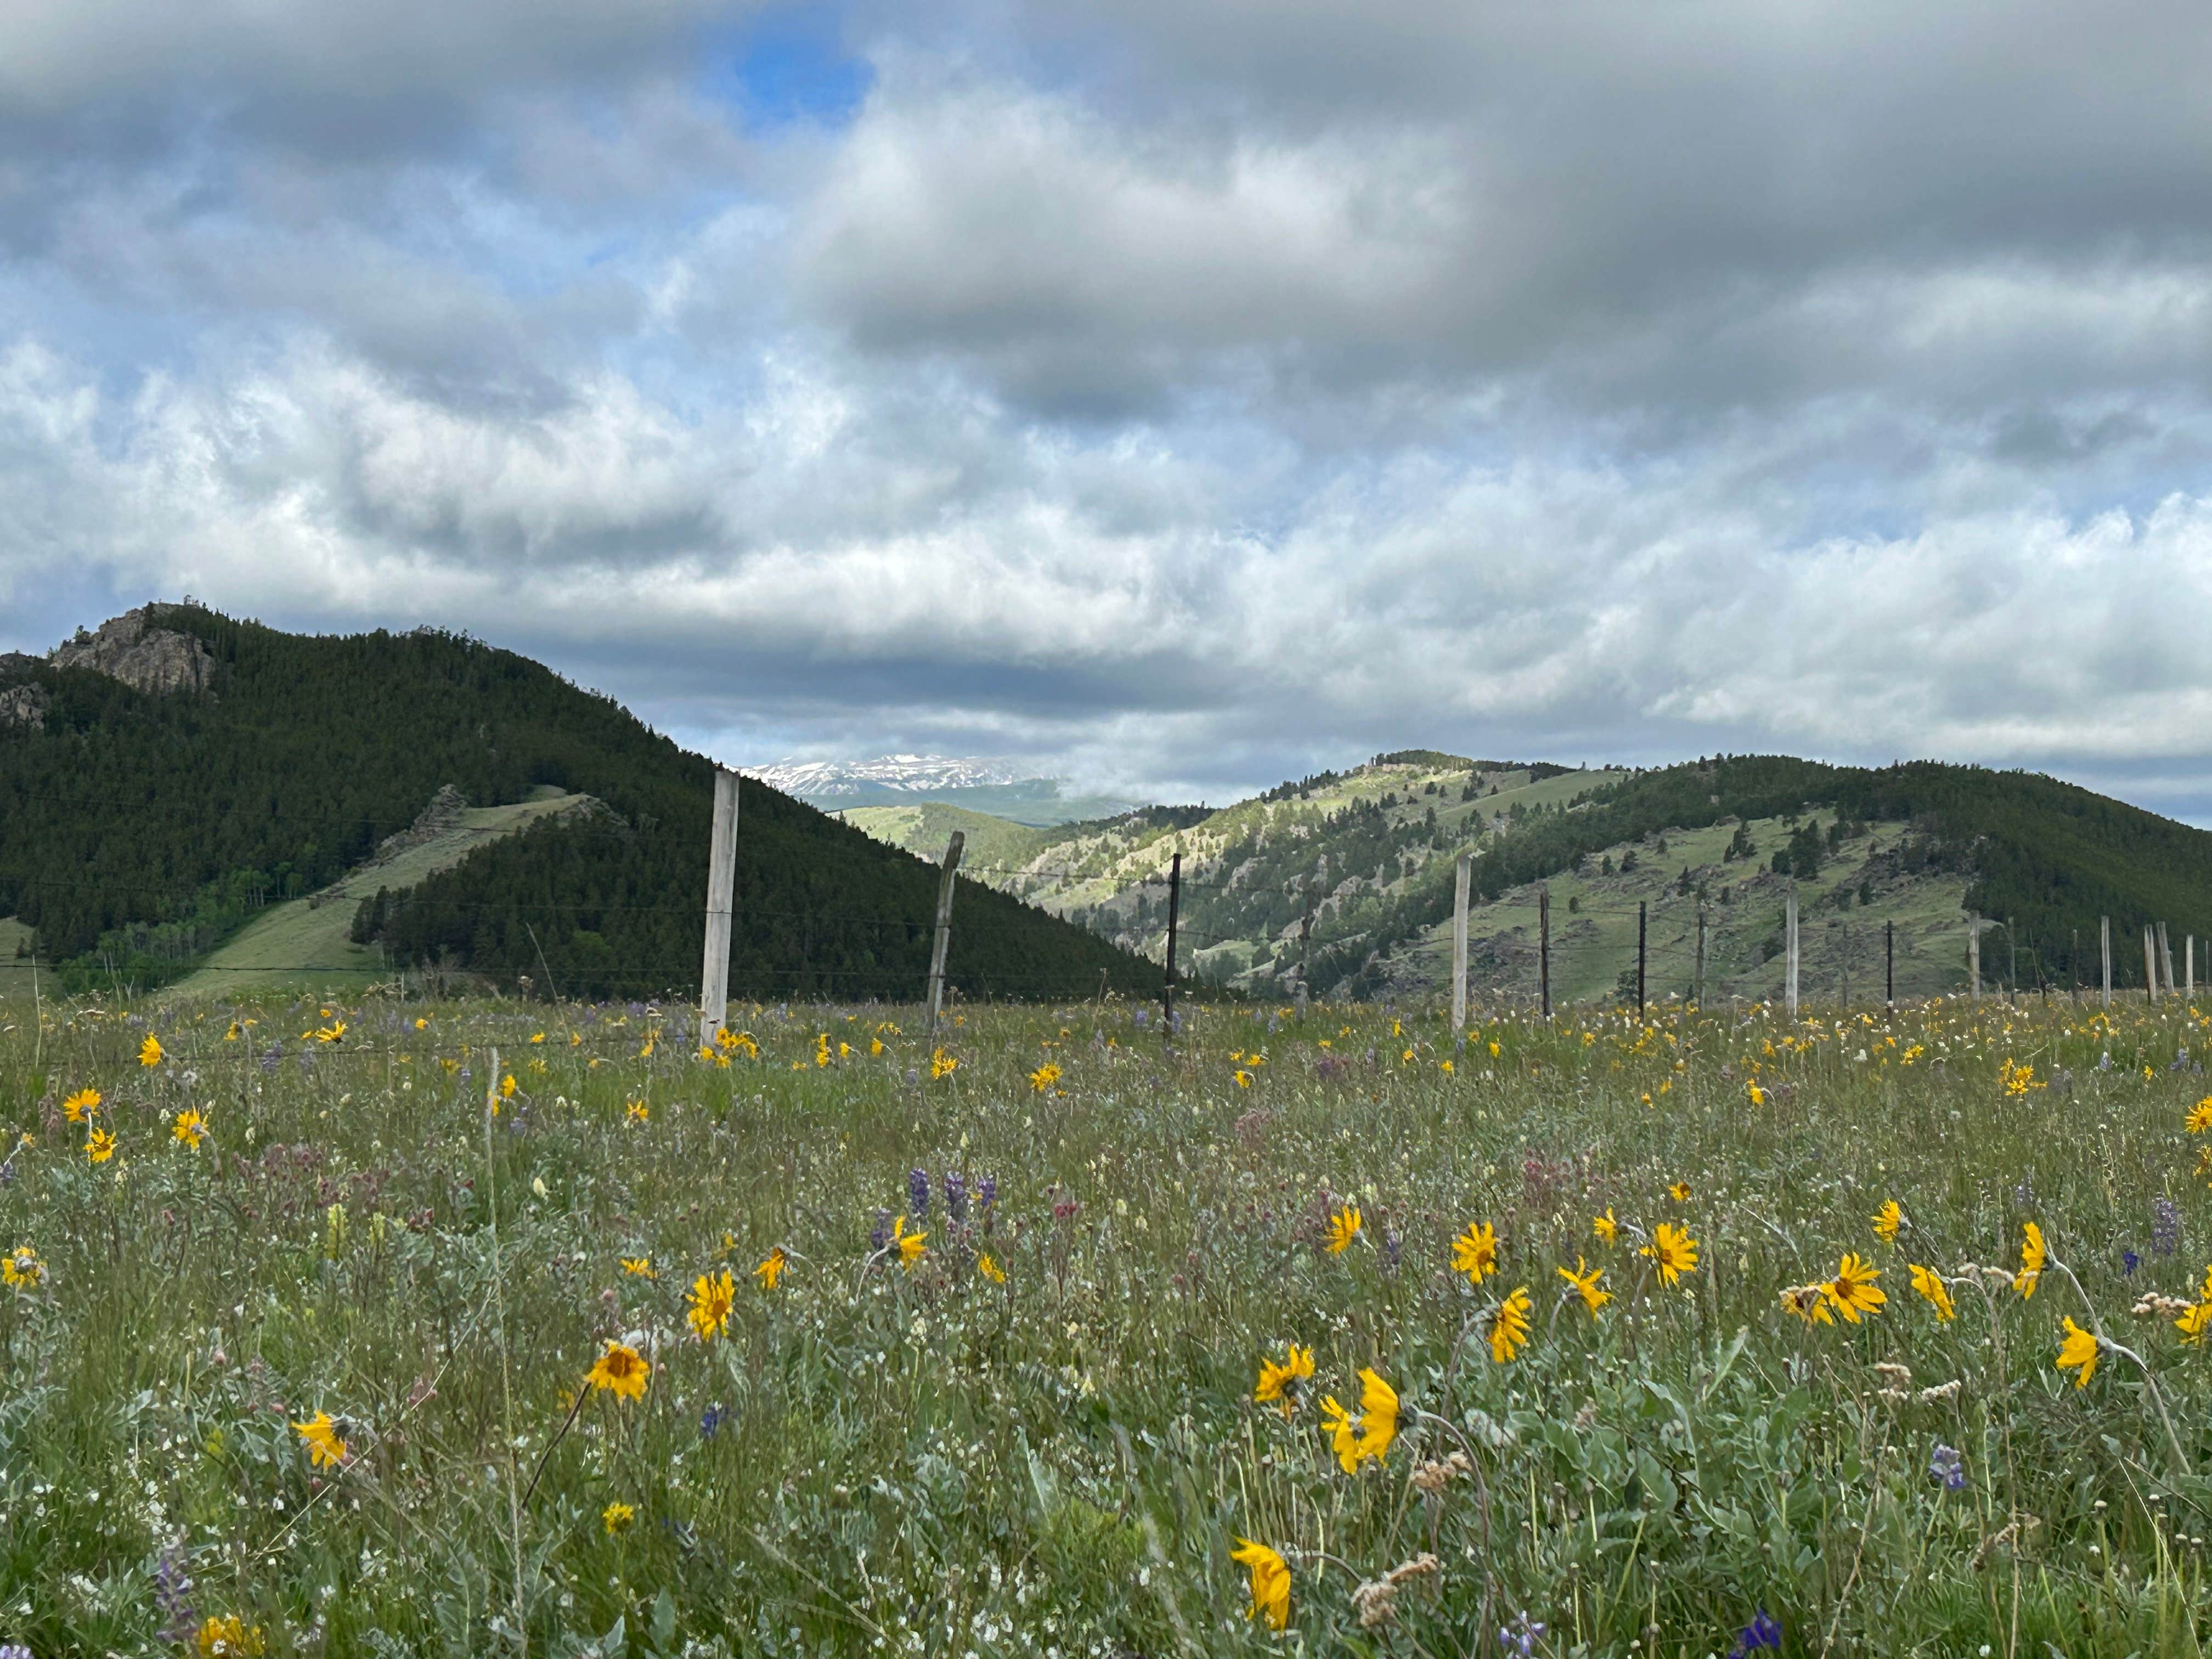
[585,1341,650,1401]
[1668,1181,1691,1202]
[2014,1222,2045,1299]
[499,1074,517,1100]
[625,1100,648,1124]
[619,1256,656,1278]
[893,1215,927,1267]
[294,1411,348,1469]
[2056,1317,2099,1388]
[1747,1081,1767,1107]
[1451,1220,1498,1283]
[754,1247,787,1289]
[195,1614,267,1657]
[1488,1286,1534,1361]
[86,1128,116,1165]
[1872,1199,1901,1242]
[1229,1537,1291,1631]
[602,1500,636,1534]
[929,1048,958,1079]
[1556,1256,1611,1316]
[1907,1263,1956,1321]
[1823,1253,1886,1323]
[1779,1282,1834,1325]
[1028,1062,1062,1092]
[1320,1367,1400,1471]
[977,1251,1007,1283]
[62,1087,100,1123]
[2187,1097,2212,1134]
[1641,1222,1699,1286]
[139,1034,163,1067]
[687,1268,735,1341]
[2176,1301,2212,1345]
[173,1109,207,1149]
[1593,1209,1618,1246]
[1324,1204,1363,1255]
[3,1243,44,1289]
[1252,1344,1314,1414]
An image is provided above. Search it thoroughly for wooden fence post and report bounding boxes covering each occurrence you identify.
[1451,853,1470,1036]
[926,831,965,1034]
[1885,918,1894,1006]
[697,768,740,1050]
[1636,899,1646,1018]
[1785,883,1799,1017]
[2144,924,2158,1003]
[1538,883,1551,1019]
[1295,879,1314,1020]
[1967,912,1980,1001]
[2101,915,2112,1007]
[1162,851,1181,1034]
[1694,904,1706,1007]
[2159,921,2177,997]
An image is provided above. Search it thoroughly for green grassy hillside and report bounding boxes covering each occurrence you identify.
[0,606,1160,1004]
[835,802,1052,874]
[845,751,2212,1009]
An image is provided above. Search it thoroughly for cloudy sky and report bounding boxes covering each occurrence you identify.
[6,2,2212,812]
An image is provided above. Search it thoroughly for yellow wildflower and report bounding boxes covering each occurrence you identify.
[1908,1263,1955,1321]
[86,1128,116,1164]
[139,1034,163,1067]
[1451,1220,1498,1283]
[1252,1344,1314,1414]
[1593,1209,1618,1246]
[173,1109,207,1150]
[977,1251,1006,1283]
[63,1087,100,1123]
[1556,1257,1610,1316]
[294,1411,348,1469]
[754,1247,787,1289]
[2056,1317,2099,1388]
[1029,1062,1062,1092]
[1321,1367,1400,1471]
[603,1501,635,1534]
[619,1256,656,1278]
[1641,1222,1699,1286]
[687,1268,736,1341]
[195,1615,266,1657]
[1230,1538,1291,1631]
[3,1244,44,1288]
[1823,1253,1886,1323]
[1872,1199,1901,1242]
[586,1341,650,1401]
[2015,1222,2045,1299]
[1488,1286,1533,1361]
[893,1215,927,1267]
[1324,1204,1362,1255]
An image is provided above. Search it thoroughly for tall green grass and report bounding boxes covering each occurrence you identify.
[3,990,2210,1656]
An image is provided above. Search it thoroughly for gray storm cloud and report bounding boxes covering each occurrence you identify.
[3,1,2212,812]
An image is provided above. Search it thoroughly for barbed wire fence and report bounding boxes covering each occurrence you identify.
[4,768,2197,1029]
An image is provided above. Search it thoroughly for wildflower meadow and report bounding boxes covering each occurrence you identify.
[4,989,2212,1656]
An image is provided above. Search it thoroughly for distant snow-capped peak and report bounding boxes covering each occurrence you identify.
[748,754,1034,795]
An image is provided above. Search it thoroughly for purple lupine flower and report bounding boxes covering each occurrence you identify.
[944,1171,968,1226]
[1382,1227,1402,1273]
[1498,1612,1545,1656]
[1728,1610,1784,1657]
[2123,1249,2141,1277]
[699,1404,725,1438]
[153,1537,198,1645]
[1929,1444,1966,1492]
[1132,1007,1150,1030]
[2154,1197,2182,1256]
[869,1210,892,1255]
[978,1175,997,1213]
[908,1167,932,1220]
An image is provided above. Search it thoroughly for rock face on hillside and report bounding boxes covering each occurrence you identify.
[0,654,49,731]
[52,607,215,697]
[375,784,471,860]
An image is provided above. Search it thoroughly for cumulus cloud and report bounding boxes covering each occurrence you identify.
[3,0,2212,812]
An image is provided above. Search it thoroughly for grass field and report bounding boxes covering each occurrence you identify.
[173,789,591,1000]
[5,988,2212,1656]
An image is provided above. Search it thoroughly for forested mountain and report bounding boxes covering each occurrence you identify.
[0,605,1160,1002]
[848,751,2212,1005]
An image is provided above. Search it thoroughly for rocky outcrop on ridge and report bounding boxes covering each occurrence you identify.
[51,606,216,698]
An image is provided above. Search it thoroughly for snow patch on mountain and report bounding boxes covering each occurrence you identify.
[749,754,1032,797]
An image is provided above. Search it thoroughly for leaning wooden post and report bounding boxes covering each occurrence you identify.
[1884,918,1894,1006]
[1785,883,1799,1017]
[2159,921,2177,997]
[1295,881,1315,1020]
[697,768,740,1050]
[2145,925,2160,1003]
[1451,852,1471,1036]
[926,831,966,1035]
[2189,934,2196,999]
[1635,899,1647,1018]
[1694,904,1707,1007]
[2101,915,2112,1007]
[1538,883,1551,1019]
[1161,850,1182,1034]
[1967,912,1980,1001]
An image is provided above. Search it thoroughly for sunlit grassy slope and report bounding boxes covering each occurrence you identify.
[176,788,592,998]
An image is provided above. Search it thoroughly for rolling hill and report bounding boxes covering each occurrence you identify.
[0,605,1160,1004]
[847,751,2212,1008]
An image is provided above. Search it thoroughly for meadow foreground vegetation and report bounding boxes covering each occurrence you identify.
[5,989,2212,1656]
